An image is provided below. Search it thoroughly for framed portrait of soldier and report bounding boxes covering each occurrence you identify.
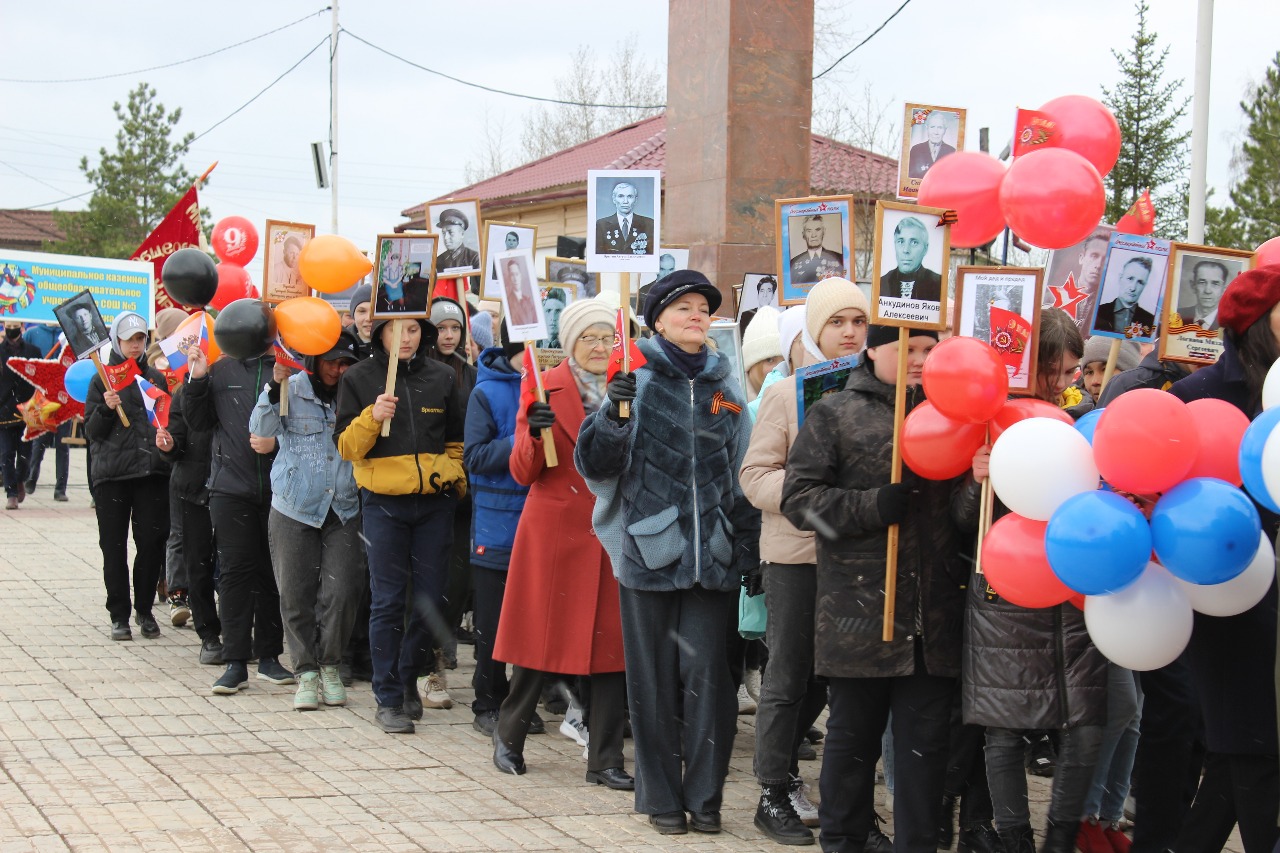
[1043,225,1115,338]
[737,273,780,321]
[425,198,483,278]
[774,195,854,306]
[536,285,574,351]
[495,248,548,342]
[262,220,315,304]
[586,169,661,273]
[898,104,966,200]
[370,233,437,320]
[53,290,110,360]
[1158,243,1252,365]
[482,221,537,300]
[870,200,952,331]
[954,266,1044,394]
[1087,233,1171,344]
[545,257,597,299]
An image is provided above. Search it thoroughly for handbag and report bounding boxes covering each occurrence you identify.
[738,586,766,640]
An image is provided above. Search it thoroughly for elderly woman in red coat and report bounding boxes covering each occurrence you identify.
[491,297,630,790]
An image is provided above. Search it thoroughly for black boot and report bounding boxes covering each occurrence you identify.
[938,793,957,849]
[1038,819,1076,853]
[997,824,1034,853]
[753,784,814,846]
[957,822,1001,853]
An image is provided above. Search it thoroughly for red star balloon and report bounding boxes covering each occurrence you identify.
[4,344,83,438]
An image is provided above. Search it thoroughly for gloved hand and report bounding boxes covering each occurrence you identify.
[742,561,764,598]
[527,400,556,436]
[876,482,913,527]
[606,371,637,421]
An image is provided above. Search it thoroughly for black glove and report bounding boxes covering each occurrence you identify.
[527,400,556,436]
[876,482,912,527]
[742,561,764,597]
[606,371,637,421]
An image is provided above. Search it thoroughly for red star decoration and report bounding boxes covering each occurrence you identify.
[4,344,84,437]
[1048,272,1089,315]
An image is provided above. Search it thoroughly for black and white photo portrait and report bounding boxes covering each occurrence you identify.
[427,199,483,277]
[898,103,967,200]
[1088,233,1171,343]
[483,221,537,299]
[1159,242,1252,365]
[586,169,662,273]
[545,257,597,299]
[54,290,111,359]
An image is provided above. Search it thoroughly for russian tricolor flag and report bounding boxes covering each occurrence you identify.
[158,312,210,378]
[134,375,171,428]
[273,337,309,374]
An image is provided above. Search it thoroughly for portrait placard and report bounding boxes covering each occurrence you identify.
[795,355,859,427]
[495,248,547,342]
[586,169,661,273]
[370,233,437,320]
[536,284,574,350]
[954,266,1044,395]
[708,320,746,399]
[53,290,111,360]
[1043,225,1115,338]
[640,247,690,288]
[1087,233,1172,343]
[870,200,952,331]
[261,220,315,304]
[425,199,483,278]
[545,257,598,299]
[774,195,854,306]
[737,273,780,320]
[1158,243,1253,365]
[898,103,967,200]
[482,221,537,300]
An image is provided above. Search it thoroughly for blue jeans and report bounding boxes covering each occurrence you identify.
[360,490,455,708]
[1082,664,1141,821]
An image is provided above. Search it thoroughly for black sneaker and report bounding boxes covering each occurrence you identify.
[376,705,415,734]
[403,684,424,721]
[754,784,814,846]
[212,662,249,695]
[865,814,893,853]
[472,709,499,736]
[797,740,817,761]
[53,491,68,502]
[23,480,35,495]
[257,657,295,685]
[136,613,161,638]
[111,621,132,641]
[199,639,224,666]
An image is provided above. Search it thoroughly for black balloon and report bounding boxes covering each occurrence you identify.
[161,248,219,308]
[214,298,277,360]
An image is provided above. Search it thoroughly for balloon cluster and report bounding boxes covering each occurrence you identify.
[918,94,1118,250]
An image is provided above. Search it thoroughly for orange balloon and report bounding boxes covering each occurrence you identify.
[298,235,373,294]
[274,297,342,356]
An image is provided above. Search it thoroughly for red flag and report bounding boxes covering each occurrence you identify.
[131,186,202,315]
[1115,190,1156,235]
[987,306,1032,376]
[103,359,141,391]
[1012,109,1059,158]
[158,368,183,395]
[606,308,646,383]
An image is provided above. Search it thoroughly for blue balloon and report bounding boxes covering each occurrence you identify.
[1046,491,1151,595]
[1238,406,1280,514]
[64,359,96,404]
[1074,408,1104,445]
[1151,477,1262,585]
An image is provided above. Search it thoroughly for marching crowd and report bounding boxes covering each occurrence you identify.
[2,263,1278,853]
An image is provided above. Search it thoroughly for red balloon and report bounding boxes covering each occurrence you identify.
[988,398,1074,442]
[1093,389,1198,494]
[999,148,1106,250]
[982,514,1074,608]
[901,400,988,480]
[210,263,254,311]
[1039,95,1122,176]
[1184,398,1249,486]
[917,152,1008,248]
[1255,237,1280,268]
[922,337,1010,423]
[1068,593,1086,611]
[211,216,260,266]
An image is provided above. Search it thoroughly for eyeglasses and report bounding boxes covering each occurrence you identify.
[576,335,611,349]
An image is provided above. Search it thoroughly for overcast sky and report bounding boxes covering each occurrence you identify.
[2,1,1274,276]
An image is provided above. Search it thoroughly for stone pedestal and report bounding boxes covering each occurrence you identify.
[664,0,813,306]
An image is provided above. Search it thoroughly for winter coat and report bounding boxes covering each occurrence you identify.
[781,360,978,679]
[83,352,171,483]
[162,386,213,505]
[493,360,625,675]
[0,335,38,426]
[576,336,762,593]
[1096,348,1192,405]
[463,348,529,570]
[740,370,817,566]
[249,372,359,528]
[183,354,277,504]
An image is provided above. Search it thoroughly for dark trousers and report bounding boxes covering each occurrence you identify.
[437,505,473,666]
[360,491,454,708]
[1174,752,1280,853]
[943,710,994,827]
[1133,658,1203,851]
[94,475,170,622]
[987,724,1102,828]
[26,422,69,493]
[165,482,185,591]
[208,494,281,662]
[618,585,737,816]
[498,666,626,772]
[471,565,509,714]
[820,648,955,853]
[0,424,30,498]
[181,497,220,642]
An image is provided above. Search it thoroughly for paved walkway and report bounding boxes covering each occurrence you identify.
[0,453,1239,851]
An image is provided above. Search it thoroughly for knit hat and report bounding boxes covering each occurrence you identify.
[778,306,808,373]
[866,324,938,349]
[1218,264,1280,336]
[1081,335,1139,372]
[470,311,494,350]
[741,304,782,370]
[349,284,372,314]
[804,277,870,344]
[430,297,467,333]
[499,318,524,360]
[154,308,188,342]
[558,296,616,353]
[644,269,722,327]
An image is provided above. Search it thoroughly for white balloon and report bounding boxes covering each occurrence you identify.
[990,418,1100,521]
[1175,531,1276,617]
[1262,357,1280,410]
[1085,562,1194,671]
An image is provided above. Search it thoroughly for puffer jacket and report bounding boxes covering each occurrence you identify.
[84,351,172,483]
[463,347,528,570]
[183,353,277,503]
[576,336,761,593]
[781,359,979,679]
[0,334,38,426]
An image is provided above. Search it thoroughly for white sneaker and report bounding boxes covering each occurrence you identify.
[419,672,452,709]
[737,683,758,715]
[560,717,589,747]
[744,667,762,702]
[788,776,820,827]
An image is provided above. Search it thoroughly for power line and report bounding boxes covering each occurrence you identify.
[190,36,329,144]
[813,0,914,80]
[340,28,667,110]
[0,158,80,198]
[0,9,329,84]
[13,191,92,211]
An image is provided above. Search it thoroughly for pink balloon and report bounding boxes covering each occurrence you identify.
[1040,95,1122,176]
[211,216,260,266]
[1256,237,1280,268]
[1184,398,1249,485]
[999,148,1106,250]
[918,152,1008,249]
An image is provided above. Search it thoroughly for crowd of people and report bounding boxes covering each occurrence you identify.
[4,262,1278,853]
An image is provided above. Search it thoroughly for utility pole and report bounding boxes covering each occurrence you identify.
[1186,0,1212,243]
[330,0,340,234]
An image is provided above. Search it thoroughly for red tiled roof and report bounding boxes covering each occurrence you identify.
[401,113,897,219]
[0,209,68,247]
